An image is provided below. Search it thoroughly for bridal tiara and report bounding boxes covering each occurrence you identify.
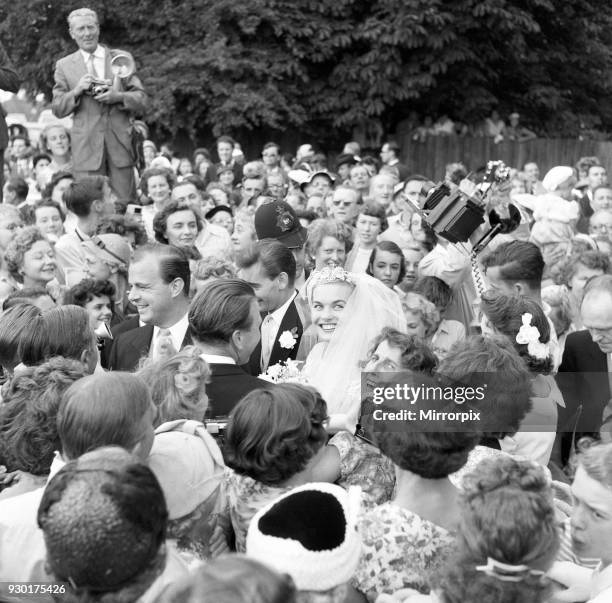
[310,266,355,286]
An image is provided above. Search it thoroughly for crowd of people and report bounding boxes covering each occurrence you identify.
[2,6,612,603]
[397,110,538,144]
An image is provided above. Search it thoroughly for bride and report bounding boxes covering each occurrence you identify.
[302,266,407,429]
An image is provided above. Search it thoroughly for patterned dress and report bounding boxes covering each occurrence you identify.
[353,502,455,599]
[329,431,395,508]
[224,469,293,552]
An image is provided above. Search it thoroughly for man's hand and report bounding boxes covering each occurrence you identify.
[93,89,124,105]
[74,73,94,96]
[0,465,21,490]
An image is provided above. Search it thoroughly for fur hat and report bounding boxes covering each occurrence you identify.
[246,483,362,592]
[529,196,579,246]
[542,166,574,192]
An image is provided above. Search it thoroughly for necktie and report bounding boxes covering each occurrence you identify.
[153,328,176,361]
[260,315,275,372]
[87,54,99,79]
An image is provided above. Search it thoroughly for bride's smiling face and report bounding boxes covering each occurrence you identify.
[311,281,354,342]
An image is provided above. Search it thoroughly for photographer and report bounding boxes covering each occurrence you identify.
[0,41,20,202]
[52,7,148,204]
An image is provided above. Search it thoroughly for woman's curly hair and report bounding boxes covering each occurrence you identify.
[152,200,203,245]
[374,372,480,479]
[480,290,553,375]
[136,346,211,427]
[402,292,441,338]
[0,357,88,474]
[551,249,609,291]
[4,226,48,283]
[140,167,177,199]
[225,384,328,486]
[65,278,116,308]
[193,256,237,282]
[432,456,559,603]
[306,218,354,260]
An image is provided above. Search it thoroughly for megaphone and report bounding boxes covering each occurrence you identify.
[95,321,113,341]
[110,53,135,90]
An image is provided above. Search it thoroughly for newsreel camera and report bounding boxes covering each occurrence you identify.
[87,52,135,96]
[420,161,521,254]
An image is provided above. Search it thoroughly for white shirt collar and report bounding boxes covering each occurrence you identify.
[200,353,236,365]
[80,45,104,61]
[268,290,297,325]
[47,452,66,483]
[152,313,189,352]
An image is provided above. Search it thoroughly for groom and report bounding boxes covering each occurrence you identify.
[237,239,310,376]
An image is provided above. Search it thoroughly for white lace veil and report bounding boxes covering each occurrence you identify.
[304,270,407,422]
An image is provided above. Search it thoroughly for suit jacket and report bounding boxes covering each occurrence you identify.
[576,192,593,234]
[100,315,140,369]
[389,161,410,182]
[52,46,148,171]
[557,329,609,435]
[0,42,20,152]
[108,324,192,372]
[244,295,311,376]
[206,363,271,418]
[215,162,243,184]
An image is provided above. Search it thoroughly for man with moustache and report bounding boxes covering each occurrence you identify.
[52,7,147,203]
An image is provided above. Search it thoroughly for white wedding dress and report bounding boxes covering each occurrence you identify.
[303,272,407,429]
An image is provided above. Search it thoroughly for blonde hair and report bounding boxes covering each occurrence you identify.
[402,292,440,338]
[137,346,211,426]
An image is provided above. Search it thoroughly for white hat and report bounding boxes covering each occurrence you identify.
[542,166,574,192]
[246,483,362,592]
[148,420,225,520]
[149,156,173,170]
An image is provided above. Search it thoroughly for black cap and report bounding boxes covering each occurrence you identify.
[205,205,233,221]
[254,200,307,248]
[335,153,358,170]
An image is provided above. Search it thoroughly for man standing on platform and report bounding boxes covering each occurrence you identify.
[0,41,20,203]
[52,7,148,204]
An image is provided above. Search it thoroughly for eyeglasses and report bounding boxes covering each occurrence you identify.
[332,200,353,207]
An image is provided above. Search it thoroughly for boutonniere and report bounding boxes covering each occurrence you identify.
[279,327,298,349]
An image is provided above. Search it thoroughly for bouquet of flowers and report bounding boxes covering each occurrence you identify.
[259,359,309,385]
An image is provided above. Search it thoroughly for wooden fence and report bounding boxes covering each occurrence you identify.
[398,136,612,180]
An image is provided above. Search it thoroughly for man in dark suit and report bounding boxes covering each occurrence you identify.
[52,7,148,203]
[108,244,191,371]
[237,240,310,376]
[379,140,409,182]
[0,42,20,203]
[189,278,271,418]
[557,274,612,464]
[215,135,243,183]
[254,199,310,292]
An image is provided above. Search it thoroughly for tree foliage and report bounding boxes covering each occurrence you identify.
[1,0,612,145]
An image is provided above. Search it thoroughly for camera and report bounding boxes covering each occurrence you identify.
[88,79,110,96]
[420,160,519,250]
[126,204,143,216]
[205,417,228,446]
